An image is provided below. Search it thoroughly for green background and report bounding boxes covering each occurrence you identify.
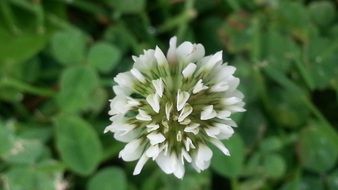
[0,0,338,189]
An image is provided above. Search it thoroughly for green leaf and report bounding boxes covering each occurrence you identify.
[50,29,87,65]
[57,65,99,113]
[308,1,336,27]
[106,0,145,14]
[177,172,210,190]
[328,169,338,190]
[0,27,48,65]
[262,154,286,179]
[86,87,108,113]
[55,115,103,176]
[3,139,45,164]
[88,42,121,73]
[87,167,127,190]
[3,161,63,190]
[263,28,300,72]
[305,36,338,89]
[298,125,338,173]
[211,134,245,178]
[0,121,14,156]
[260,137,283,153]
[300,176,325,190]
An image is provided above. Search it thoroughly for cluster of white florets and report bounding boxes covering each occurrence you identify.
[105,36,245,178]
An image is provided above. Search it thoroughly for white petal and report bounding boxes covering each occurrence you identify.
[204,127,220,138]
[179,118,191,125]
[184,137,196,151]
[192,79,208,94]
[200,105,217,120]
[145,145,160,159]
[131,68,146,83]
[217,110,231,119]
[220,118,238,127]
[165,102,173,121]
[178,104,193,122]
[114,129,140,143]
[154,46,168,65]
[114,72,134,88]
[146,94,160,113]
[210,82,229,92]
[146,124,160,132]
[189,44,205,62]
[133,153,149,175]
[194,144,213,171]
[152,79,164,97]
[155,152,175,174]
[182,63,197,78]
[167,36,177,62]
[136,109,152,121]
[113,85,132,96]
[147,132,166,145]
[173,160,185,179]
[176,42,193,59]
[108,96,139,116]
[222,97,242,105]
[108,97,129,115]
[119,139,143,161]
[133,49,156,71]
[181,149,192,163]
[209,138,230,156]
[214,123,234,140]
[177,90,190,111]
[104,124,114,134]
[184,123,200,135]
[204,51,223,70]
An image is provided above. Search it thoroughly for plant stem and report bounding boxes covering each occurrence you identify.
[0,78,54,97]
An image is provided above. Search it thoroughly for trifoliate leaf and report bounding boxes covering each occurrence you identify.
[55,115,103,176]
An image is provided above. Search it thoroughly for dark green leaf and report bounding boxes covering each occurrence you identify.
[55,115,103,176]
[87,167,127,190]
[298,125,338,173]
[0,122,14,156]
[211,134,245,178]
[57,65,99,113]
[308,1,336,27]
[88,42,121,73]
[50,29,87,65]
[3,139,44,164]
[0,28,48,65]
[262,154,286,179]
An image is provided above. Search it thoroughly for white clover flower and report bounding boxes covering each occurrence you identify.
[105,36,245,179]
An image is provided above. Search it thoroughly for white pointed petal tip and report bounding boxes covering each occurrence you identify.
[146,94,160,113]
[182,63,197,78]
[136,109,152,121]
[177,90,190,111]
[165,102,173,121]
[133,154,149,175]
[155,46,168,65]
[152,79,164,97]
[178,104,193,122]
[147,132,166,145]
[193,79,208,94]
[200,105,217,120]
[210,138,230,156]
[119,139,143,161]
[130,68,146,83]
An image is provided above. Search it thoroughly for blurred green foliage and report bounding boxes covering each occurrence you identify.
[0,0,338,189]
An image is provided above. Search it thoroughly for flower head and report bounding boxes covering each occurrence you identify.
[105,36,245,178]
